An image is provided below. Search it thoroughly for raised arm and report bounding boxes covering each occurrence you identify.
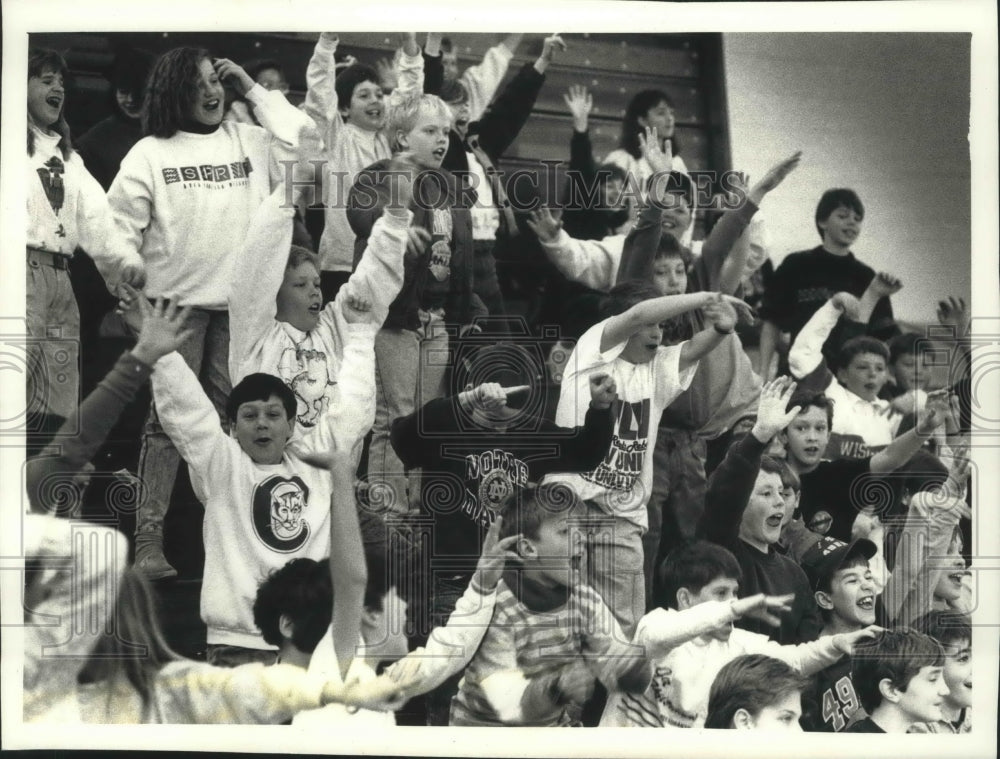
[528,207,624,290]
[676,294,740,373]
[712,153,801,294]
[600,291,724,352]
[869,390,951,473]
[472,39,553,161]
[327,445,367,680]
[302,33,344,153]
[787,292,862,390]
[461,34,522,120]
[699,378,800,546]
[394,33,425,96]
[227,188,294,384]
[881,451,970,625]
[26,294,192,510]
[213,58,317,185]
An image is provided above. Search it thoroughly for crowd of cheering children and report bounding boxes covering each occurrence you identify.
[22,33,974,734]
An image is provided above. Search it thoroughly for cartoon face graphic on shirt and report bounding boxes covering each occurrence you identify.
[270,481,305,540]
[428,208,453,281]
[278,346,337,428]
[252,474,311,552]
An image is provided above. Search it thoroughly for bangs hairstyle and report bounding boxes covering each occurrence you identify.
[287,245,320,272]
[335,63,381,107]
[837,336,889,372]
[598,280,663,321]
[911,610,972,650]
[77,566,181,711]
[385,91,451,151]
[620,89,681,158]
[704,654,809,729]
[654,231,694,270]
[143,47,210,138]
[28,48,73,159]
[815,551,870,597]
[788,392,834,429]
[253,558,332,653]
[851,628,944,714]
[814,188,864,239]
[226,373,297,424]
[499,482,584,543]
[656,540,742,610]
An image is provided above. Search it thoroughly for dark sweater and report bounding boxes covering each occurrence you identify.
[76,112,143,191]
[347,160,484,330]
[759,246,899,359]
[699,433,822,644]
[390,395,614,564]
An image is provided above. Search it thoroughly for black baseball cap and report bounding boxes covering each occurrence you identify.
[801,536,877,592]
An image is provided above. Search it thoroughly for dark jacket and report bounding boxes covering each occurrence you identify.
[347,159,484,330]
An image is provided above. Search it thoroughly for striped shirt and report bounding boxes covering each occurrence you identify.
[451,573,648,726]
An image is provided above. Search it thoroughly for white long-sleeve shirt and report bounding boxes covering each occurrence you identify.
[460,42,516,122]
[107,84,315,309]
[28,127,143,289]
[788,301,903,447]
[601,602,843,728]
[227,186,407,447]
[293,579,498,726]
[303,36,424,273]
[540,228,625,291]
[152,351,353,649]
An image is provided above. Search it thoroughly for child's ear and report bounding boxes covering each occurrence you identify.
[676,587,692,610]
[516,536,536,559]
[878,677,901,704]
[733,708,755,730]
[395,130,409,150]
[835,367,849,386]
[813,589,834,612]
[361,606,382,629]
[278,613,295,640]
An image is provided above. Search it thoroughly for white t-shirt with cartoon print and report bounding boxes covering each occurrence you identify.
[548,317,697,529]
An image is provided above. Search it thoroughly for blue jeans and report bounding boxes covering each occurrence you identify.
[582,507,646,640]
[135,309,231,541]
[368,310,449,516]
[644,429,707,607]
